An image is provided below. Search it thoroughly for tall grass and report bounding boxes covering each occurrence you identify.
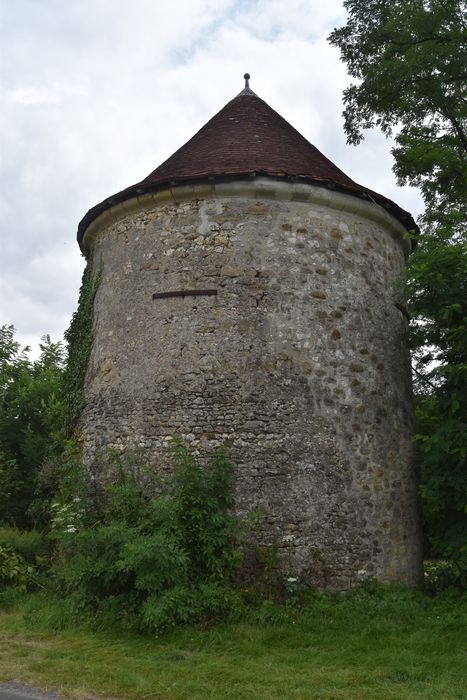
[0,584,466,700]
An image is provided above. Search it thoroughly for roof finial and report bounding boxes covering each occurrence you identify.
[237,72,257,97]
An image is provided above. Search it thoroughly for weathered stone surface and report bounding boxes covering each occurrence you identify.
[79,180,422,589]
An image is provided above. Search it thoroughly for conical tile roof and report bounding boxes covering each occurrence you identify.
[78,80,416,247]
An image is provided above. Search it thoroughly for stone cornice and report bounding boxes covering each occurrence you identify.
[81,177,412,256]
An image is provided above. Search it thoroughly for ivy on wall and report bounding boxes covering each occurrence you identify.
[63,255,101,433]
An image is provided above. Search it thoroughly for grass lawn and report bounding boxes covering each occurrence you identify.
[0,587,466,700]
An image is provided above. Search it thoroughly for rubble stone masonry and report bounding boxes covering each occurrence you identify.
[79,178,422,589]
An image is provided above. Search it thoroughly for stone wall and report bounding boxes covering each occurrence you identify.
[79,179,422,589]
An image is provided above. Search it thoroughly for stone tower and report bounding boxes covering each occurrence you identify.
[77,75,422,588]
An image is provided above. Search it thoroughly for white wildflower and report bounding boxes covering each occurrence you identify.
[282,534,296,543]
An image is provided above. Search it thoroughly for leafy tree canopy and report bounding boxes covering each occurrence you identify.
[0,325,65,528]
[329,0,466,229]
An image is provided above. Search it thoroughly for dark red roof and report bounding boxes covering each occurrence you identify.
[78,88,417,248]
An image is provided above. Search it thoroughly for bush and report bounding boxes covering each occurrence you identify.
[423,559,465,594]
[53,442,244,632]
[142,582,241,631]
[0,527,50,563]
[0,545,34,592]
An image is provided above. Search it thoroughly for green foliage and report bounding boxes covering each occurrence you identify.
[53,442,243,632]
[423,558,461,594]
[0,528,52,595]
[169,440,240,582]
[0,527,50,563]
[62,256,101,433]
[47,440,91,536]
[330,0,467,586]
[408,229,467,580]
[0,258,100,525]
[405,226,466,586]
[329,0,467,228]
[0,325,65,528]
[141,582,240,631]
[0,545,34,592]
[407,230,466,372]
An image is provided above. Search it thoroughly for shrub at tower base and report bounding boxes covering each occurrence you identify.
[50,441,247,632]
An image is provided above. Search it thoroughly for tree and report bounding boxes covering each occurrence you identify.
[408,232,467,583]
[0,325,65,528]
[329,0,466,229]
[329,0,467,582]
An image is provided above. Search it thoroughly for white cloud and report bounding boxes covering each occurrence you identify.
[0,0,423,354]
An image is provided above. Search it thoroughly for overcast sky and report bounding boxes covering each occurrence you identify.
[0,0,424,356]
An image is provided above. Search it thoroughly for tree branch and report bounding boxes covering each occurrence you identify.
[439,110,467,153]
[386,35,453,48]
[412,364,439,391]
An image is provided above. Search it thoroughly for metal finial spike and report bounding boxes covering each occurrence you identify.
[237,73,256,97]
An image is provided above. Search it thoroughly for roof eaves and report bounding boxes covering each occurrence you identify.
[77,172,418,250]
